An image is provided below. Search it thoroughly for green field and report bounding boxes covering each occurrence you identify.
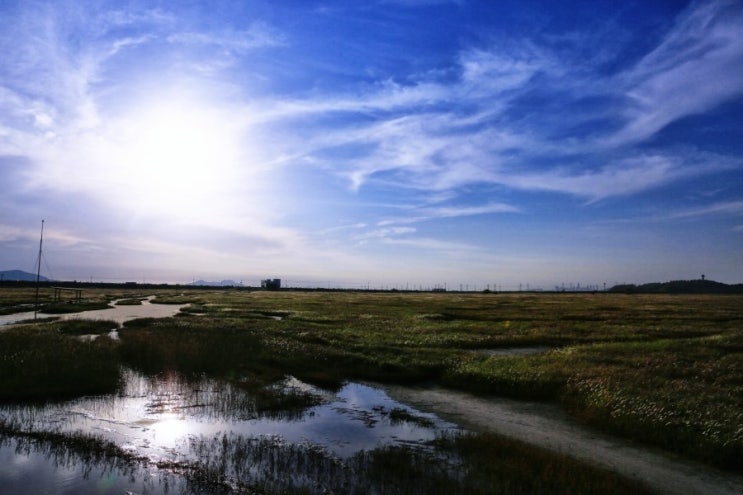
[1,287,741,491]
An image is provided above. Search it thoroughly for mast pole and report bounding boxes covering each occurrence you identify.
[35,219,44,315]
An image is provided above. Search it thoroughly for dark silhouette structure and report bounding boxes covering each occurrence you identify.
[261,278,281,290]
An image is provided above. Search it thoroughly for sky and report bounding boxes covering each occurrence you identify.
[1,0,742,289]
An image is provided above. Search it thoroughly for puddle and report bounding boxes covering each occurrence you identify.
[0,371,455,461]
[0,296,186,326]
[0,370,458,493]
[0,435,210,495]
[0,311,42,326]
[473,346,551,357]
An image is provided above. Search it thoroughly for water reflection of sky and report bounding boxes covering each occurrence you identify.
[0,435,227,495]
[233,382,452,458]
[0,297,185,326]
[1,370,458,466]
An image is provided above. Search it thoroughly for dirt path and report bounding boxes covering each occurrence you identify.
[384,385,743,495]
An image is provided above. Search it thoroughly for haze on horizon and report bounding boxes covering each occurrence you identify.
[1,0,742,290]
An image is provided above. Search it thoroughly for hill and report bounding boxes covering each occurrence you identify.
[608,279,743,294]
[0,270,51,282]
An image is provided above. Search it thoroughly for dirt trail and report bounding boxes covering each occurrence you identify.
[384,385,743,495]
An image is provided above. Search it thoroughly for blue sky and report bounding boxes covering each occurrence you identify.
[1,0,742,289]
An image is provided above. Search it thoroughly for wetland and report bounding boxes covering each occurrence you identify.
[0,287,741,494]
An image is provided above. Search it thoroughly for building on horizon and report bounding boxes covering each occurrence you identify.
[261,278,281,290]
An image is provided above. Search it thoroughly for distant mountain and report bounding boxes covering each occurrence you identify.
[191,279,241,287]
[0,269,51,282]
[608,279,743,294]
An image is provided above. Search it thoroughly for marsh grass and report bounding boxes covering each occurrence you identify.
[435,431,655,495]
[0,423,144,467]
[114,298,144,305]
[56,318,118,335]
[0,287,51,314]
[41,301,112,314]
[0,325,120,400]
[181,430,653,495]
[150,293,203,305]
[0,430,215,495]
[192,291,743,471]
[1,287,742,475]
[449,334,743,469]
[111,290,743,469]
[119,317,263,376]
[560,335,743,470]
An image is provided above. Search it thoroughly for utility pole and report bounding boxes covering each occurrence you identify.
[35,219,44,317]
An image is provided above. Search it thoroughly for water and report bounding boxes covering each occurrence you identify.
[0,297,185,326]
[0,370,459,494]
[0,436,197,495]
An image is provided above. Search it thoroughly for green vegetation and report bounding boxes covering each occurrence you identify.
[57,318,118,335]
[0,325,120,400]
[450,335,743,469]
[148,290,743,471]
[1,287,741,476]
[41,301,112,314]
[114,298,144,305]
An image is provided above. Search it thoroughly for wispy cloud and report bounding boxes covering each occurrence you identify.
[497,152,738,201]
[668,200,743,219]
[231,0,742,204]
[378,203,520,226]
[380,236,481,253]
[167,22,286,51]
[608,0,743,146]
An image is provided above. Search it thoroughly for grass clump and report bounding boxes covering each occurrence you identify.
[114,298,143,305]
[0,325,120,400]
[56,318,118,335]
[118,317,262,376]
[41,301,112,314]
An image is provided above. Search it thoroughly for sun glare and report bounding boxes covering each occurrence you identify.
[112,98,245,218]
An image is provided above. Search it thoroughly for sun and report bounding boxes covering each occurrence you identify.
[109,96,245,219]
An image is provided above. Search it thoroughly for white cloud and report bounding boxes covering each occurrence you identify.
[267,0,743,202]
[355,226,417,241]
[458,46,553,97]
[497,152,737,201]
[608,0,743,146]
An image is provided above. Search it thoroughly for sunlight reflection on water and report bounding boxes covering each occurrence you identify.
[0,369,459,493]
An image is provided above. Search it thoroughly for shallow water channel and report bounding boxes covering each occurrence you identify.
[0,296,186,326]
[0,370,458,494]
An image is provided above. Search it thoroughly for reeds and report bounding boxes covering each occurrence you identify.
[57,318,118,335]
[178,430,653,495]
[0,325,120,400]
